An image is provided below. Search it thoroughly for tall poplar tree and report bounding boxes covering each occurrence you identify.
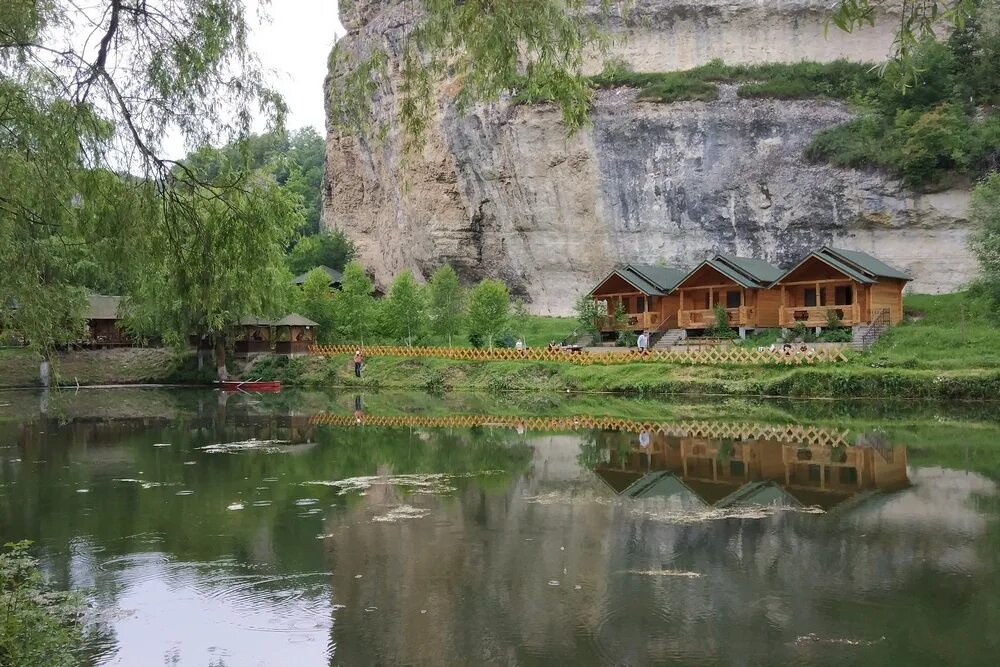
[427,265,465,346]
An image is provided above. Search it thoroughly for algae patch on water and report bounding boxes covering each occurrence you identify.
[302,471,504,496]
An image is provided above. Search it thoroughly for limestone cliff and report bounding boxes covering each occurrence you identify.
[323,0,975,314]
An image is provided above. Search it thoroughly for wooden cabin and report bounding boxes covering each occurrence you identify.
[674,254,784,332]
[291,265,343,290]
[83,295,131,347]
[233,316,272,357]
[774,247,911,328]
[588,264,687,337]
[273,313,319,355]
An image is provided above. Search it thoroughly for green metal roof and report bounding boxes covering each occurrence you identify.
[823,247,912,281]
[622,471,708,506]
[291,265,343,286]
[716,254,785,285]
[626,264,689,292]
[589,263,688,297]
[715,481,802,509]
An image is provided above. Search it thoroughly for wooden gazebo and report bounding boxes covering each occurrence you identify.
[234,316,272,357]
[273,313,319,355]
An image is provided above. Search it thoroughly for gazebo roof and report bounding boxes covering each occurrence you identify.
[235,316,273,327]
[290,265,343,286]
[85,294,123,320]
[273,313,319,327]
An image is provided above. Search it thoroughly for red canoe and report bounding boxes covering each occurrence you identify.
[218,380,282,392]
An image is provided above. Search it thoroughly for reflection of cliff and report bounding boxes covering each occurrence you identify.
[321,431,997,664]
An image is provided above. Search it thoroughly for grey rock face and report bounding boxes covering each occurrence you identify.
[323,0,975,315]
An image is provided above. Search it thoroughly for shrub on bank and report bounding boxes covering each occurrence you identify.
[0,541,84,667]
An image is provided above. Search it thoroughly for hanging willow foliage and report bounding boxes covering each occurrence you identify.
[330,0,624,148]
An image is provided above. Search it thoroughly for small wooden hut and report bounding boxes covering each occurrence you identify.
[273,313,319,356]
[773,247,911,328]
[674,254,784,333]
[587,264,688,337]
[84,295,130,347]
[290,265,343,290]
[233,316,272,357]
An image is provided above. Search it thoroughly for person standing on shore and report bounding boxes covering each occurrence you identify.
[354,349,364,378]
[637,331,648,353]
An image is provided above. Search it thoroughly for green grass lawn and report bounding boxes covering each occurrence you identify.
[864,292,1000,370]
[418,315,578,349]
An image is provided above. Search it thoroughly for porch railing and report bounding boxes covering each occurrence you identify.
[779,303,860,327]
[599,311,663,331]
[678,307,752,328]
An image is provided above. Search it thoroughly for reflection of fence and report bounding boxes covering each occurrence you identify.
[308,413,851,446]
[309,344,848,365]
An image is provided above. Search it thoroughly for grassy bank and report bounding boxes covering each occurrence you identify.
[246,352,1000,401]
[3,294,998,400]
[0,348,212,388]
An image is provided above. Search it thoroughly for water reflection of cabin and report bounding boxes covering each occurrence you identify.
[594,430,909,510]
[273,313,319,355]
[587,264,687,337]
[774,247,911,328]
[674,255,784,333]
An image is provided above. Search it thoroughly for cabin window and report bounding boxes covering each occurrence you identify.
[726,291,741,308]
[637,296,646,313]
[804,288,817,307]
[807,464,832,482]
[729,460,745,476]
[839,467,858,484]
[834,285,853,305]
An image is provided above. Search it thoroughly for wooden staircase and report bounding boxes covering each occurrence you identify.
[653,328,687,350]
[852,308,890,351]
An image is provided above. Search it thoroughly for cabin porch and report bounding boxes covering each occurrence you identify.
[593,293,672,332]
[676,286,755,329]
[778,280,864,328]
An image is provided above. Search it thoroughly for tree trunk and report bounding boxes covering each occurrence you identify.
[214,336,228,381]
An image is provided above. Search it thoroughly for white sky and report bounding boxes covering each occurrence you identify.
[158,1,346,157]
[251,0,346,134]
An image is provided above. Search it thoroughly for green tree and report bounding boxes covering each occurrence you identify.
[466,279,510,349]
[510,298,531,342]
[335,261,377,344]
[970,171,1000,312]
[286,230,357,275]
[297,268,337,343]
[574,294,603,338]
[123,177,302,380]
[383,270,427,346]
[829,1,976,91]
[0,541,84,667]
[427,265,465,346]
[184,127,326,234]
[1,0,283,359]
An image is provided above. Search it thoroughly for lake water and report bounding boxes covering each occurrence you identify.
[1,388,999,666]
